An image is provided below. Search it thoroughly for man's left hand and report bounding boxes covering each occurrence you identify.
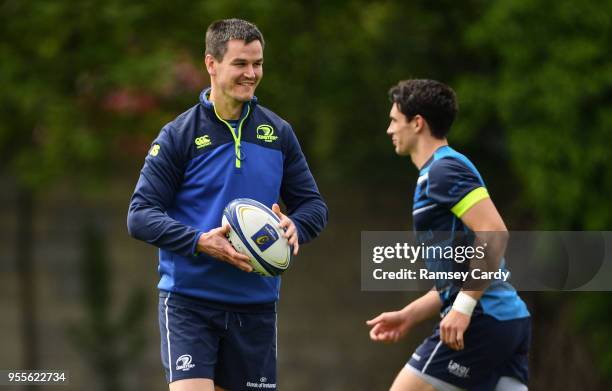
[272,203,299,256]
[439,309,471,350]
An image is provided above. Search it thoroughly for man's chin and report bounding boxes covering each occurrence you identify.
[232,85,257,101]
[232,92,255,102]
[395,147,410,156]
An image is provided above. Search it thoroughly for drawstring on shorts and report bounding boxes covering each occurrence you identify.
[224,312,244,330]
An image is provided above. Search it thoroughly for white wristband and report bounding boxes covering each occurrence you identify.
[452,292,477,316]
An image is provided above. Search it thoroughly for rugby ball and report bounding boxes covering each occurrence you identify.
[222,198,292,277]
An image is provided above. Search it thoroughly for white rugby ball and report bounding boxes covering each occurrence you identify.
[222,198,292,277]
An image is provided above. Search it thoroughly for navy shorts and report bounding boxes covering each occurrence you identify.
[408,314,531,390]
[159,292,277,390]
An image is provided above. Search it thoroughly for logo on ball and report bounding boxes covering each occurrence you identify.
[252,223,279,252]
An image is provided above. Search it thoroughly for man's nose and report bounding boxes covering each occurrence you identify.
[244,65,256,78]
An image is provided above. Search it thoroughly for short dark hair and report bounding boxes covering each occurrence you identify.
[388,79,458,139]
[205,18,265,61]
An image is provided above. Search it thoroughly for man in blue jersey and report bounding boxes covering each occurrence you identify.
[367,79,530,391]
[127,19,327,391]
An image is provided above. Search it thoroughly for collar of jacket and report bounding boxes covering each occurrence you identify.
[199,87,258,118]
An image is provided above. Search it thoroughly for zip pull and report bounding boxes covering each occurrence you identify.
[235,143,246,168]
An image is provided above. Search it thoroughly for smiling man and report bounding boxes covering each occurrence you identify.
[127,19,327,391]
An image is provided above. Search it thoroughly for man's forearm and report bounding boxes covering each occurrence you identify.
[127,198,201,257]
[400,289,442,326]
[464,230,509,294]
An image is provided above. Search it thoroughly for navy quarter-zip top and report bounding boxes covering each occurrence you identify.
[128,88,328,304]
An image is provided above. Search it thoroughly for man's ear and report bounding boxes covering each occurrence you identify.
[413,114,425,134]
[204,54,216,76]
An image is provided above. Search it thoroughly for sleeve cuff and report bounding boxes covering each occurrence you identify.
[289,216,306,245]
[192,231,204,256]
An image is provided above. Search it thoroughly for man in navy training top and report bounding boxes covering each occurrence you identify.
[367,79,530,391]
[127,18,328,391]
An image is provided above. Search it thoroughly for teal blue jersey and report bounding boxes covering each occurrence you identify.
[413,146,529,320]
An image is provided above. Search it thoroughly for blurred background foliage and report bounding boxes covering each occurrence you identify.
[68,222,147,391]
[1,0,611,389]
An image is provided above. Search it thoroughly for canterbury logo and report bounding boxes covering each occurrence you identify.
[195,135,212,149]
[256,124,278,142]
